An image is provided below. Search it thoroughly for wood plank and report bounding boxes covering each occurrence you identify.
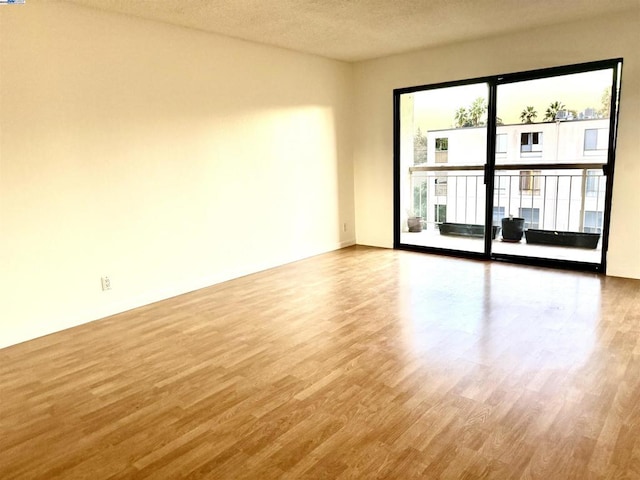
[1,246,639,479]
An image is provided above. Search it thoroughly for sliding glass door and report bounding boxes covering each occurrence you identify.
[395,81,491,254]
[491,66,620,269]
[394,60,622,272]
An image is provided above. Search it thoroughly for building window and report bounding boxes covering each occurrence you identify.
[492,206,505,225]
[412,180,428,219]
[520,132,542,153]
[586,170,602,197]
[584,128,608,152]
[496,134,507,154]
[435,137,448,163]
[584,211,603,233]
[434,204,447,224]
[519,170,541,194]
[435,175,447,196]
[518,207,540,229]
[435,138,448,151]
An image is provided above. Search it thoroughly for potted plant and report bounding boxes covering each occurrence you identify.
[501,215,525,242]
[406,210,422,232]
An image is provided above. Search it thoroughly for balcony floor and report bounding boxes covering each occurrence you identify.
[400,227,602,264]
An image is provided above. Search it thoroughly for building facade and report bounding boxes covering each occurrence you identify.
[411,119,609,234]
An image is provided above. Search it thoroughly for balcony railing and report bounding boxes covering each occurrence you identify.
[409,165,606,235]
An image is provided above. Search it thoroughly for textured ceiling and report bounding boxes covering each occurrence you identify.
[61,0,639,62]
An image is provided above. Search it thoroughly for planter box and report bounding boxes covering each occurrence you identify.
[438,223,500,239]
[524,229,600,249]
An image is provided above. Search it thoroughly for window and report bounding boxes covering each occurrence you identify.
[434,205,447,224]
[584,128,608,152]
[520,132,542,153]
[435,138,448,151]
[435,137,448,163]
[586,170,602,197]
[519,207,540,229]
[584,210,603,234]
[435,175,447,196]
[412,180,428,219]
[395,59,620,268]
[519,170,541,194]
[496,134,507,154]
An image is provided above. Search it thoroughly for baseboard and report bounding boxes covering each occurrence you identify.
[1,240,357,349]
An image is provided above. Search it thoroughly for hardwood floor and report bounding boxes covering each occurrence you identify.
[1,246,639,479]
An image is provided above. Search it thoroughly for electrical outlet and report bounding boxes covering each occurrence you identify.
[101,276,111,291]
[343,222,347,232]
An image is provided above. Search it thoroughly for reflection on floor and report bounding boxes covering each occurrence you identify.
[2,246,638,478]
[400,227,602,263]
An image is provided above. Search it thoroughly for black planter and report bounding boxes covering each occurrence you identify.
[524,229,601,249]
[501,217,525,242]
[438,222,500,239]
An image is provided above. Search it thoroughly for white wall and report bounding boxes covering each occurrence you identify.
[0,1,355,347]
[353,9,640,279]
[2,3,639,349]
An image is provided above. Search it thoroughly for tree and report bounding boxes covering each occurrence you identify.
[454,107,470,128]
[544,100,565,121]
[413,128,428,164]
[599,88,611,118]
[468,97,488,127]
[519,106,537,124]
[454,98,487,128]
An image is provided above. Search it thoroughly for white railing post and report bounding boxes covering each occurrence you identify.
[579,168,587,232]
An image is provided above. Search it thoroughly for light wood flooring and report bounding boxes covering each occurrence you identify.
[1,246,640,479]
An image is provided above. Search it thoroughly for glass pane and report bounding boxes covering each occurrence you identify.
[492,168,605,263]
[492,68,613,265]
[399,83,489,253]
[495,69,613,167]
[492,69,613,263]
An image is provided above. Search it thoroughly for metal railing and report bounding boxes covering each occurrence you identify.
[410,165,606,234]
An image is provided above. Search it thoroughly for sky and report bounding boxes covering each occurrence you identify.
[410,68,613,131]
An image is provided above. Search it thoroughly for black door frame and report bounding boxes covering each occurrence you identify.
[393,58,623,273]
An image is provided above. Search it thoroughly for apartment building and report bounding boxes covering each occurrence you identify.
[412,118,610,233]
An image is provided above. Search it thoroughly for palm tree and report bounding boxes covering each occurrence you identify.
[454,107,469,128]
[520,106,537,124]
[468,97,487,127]
[454,98,488,127]
[544,101,565,122]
